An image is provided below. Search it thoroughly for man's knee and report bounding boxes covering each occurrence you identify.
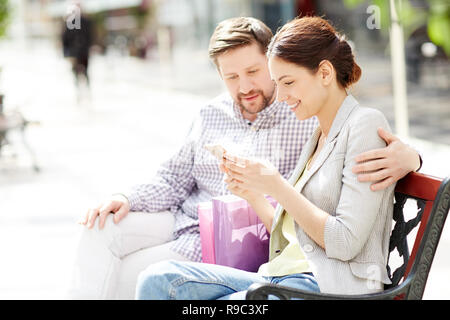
[78,214,122,255]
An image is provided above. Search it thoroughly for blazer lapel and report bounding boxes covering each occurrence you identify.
[295,95,359,192]
[294,138,337,192]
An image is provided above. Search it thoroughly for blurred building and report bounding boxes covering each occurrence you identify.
[12,0,302,58]
[8,0,448,89]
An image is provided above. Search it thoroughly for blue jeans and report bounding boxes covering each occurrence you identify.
[135,260,320,300]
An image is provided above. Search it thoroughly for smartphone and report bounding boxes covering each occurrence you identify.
[204,144,226,161]
[204,144,246,168]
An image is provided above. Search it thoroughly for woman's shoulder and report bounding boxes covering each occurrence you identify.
[350,105,388,122]
[347,105,391,131]
[342,105,391,149]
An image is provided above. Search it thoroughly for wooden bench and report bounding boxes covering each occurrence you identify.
[246,172,450,300]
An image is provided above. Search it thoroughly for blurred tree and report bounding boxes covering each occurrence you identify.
[343,0,450,56]
[0,0,10,40]
[0,0,10,90]
[131,5,151,30]
[427,0,450,56]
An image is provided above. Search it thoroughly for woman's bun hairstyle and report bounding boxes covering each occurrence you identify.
[267,16,361,88]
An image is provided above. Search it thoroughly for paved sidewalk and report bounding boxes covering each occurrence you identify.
[0,41,208,299]
[0,40,449,299]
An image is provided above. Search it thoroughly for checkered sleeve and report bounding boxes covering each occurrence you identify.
[125,116,201,213]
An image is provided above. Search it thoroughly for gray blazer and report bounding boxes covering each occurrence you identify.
[269,95,395,295]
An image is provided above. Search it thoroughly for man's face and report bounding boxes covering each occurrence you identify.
[217,42,276,121]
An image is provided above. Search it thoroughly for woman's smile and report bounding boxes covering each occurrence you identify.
[288,101,300,112]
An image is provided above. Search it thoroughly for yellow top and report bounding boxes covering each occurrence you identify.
[258,159,312,277]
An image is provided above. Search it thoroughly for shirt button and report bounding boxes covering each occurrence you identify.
[251,126,257,131]
[303,244,313,253]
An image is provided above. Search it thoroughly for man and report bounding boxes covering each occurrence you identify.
[68,17,421,299]
[62,2,92,101]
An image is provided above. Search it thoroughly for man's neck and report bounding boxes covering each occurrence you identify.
[242,111,257,122]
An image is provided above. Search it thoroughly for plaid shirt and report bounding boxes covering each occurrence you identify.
[126,92,318,262]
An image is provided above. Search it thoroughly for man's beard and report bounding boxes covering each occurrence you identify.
[236,88,275,115]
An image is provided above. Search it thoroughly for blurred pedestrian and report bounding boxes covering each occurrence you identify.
[62,2,93,102]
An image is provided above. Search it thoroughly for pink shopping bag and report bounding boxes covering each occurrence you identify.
[212,195,277,272]
[198,201,215,264]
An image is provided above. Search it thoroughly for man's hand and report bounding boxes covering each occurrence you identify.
[352,127,421,191]
[79,194,131,229]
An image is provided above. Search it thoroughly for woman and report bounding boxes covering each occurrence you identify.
[135,16,395,299]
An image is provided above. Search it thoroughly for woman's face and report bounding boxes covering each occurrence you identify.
[268,56,328,121]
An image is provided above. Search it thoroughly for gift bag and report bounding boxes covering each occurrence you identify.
[212,195,277,272]
[198,201,215,264]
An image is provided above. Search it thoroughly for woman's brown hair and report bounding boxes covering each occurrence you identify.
[267,16,361,88]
